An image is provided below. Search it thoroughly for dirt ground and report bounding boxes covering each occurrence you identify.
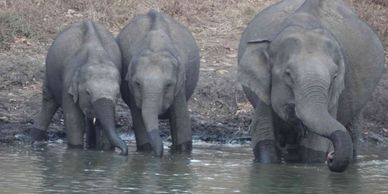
[0,0,387,146]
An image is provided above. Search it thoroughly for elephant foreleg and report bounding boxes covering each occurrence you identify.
[169,88,192,153]
[251,100,279,163]
[63,94,84,149]
[31,83,59,142]
[347,111,363,160]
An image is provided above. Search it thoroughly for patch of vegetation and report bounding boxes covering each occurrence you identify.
[0,12,32,50]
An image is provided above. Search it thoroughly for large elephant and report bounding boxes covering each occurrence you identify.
[238,0,384,172]
[117,10,200,156]
[30,20,128,155]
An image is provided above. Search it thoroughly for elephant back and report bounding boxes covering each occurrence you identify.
[319,0,385,123]
[238,0,306,61]
[238,0,385,124]
[117,11,200,98]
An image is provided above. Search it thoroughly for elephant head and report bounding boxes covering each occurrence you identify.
[125,49,181,157]
[68,61,128,155]
[238,26,352,172]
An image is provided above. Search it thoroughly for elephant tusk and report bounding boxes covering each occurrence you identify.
[93,117,96,125]
[327,151,334,162]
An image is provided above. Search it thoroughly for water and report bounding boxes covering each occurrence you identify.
[0,142,388,194]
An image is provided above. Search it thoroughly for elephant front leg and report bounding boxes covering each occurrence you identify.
[63,95,85,149]
[169,89,192,153]
[30,84,59,142]
[347,111,363,160]
[251,100,279,163]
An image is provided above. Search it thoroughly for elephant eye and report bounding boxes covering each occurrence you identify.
[284,68,294,85]
[333,73,338,80]
[85,88,91,96]
[134,80,141,88]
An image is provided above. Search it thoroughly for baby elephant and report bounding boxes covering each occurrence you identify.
[30,20,128,155]
[117,10,200,156]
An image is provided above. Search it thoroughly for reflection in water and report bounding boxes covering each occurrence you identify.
[245,164,364,193]
[0,143,387,193]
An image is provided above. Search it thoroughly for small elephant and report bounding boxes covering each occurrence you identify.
[238,0,384,172]
[117,10,200,156]
[30,20,128,155]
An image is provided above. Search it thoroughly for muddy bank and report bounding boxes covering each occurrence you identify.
[0,44,387,147]
[0,0,387,148]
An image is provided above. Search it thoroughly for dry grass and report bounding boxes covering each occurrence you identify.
[347,0,388,63]
[0,0,385,59]
[0,12,32,50]
[0,0,274,67]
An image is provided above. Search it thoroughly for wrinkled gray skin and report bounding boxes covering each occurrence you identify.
[117,10,200,156]
[30,20,128,155]
[238,0,384,172]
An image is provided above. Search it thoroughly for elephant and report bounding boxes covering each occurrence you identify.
[30,20,128,155]
[117,10,200,156]
[238,0,384,172]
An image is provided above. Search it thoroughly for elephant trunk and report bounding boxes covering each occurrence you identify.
[142,94,163,157]
[295,79,352,172]
[92,98,128,155]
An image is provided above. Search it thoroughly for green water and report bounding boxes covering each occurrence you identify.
[0,142,387,193]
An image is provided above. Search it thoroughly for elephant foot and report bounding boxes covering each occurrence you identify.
[253,139,279,163]
[67,144,84,149]
[137,143,153,152]
[148,129,163,157]
[170,141,192,154]
[327,130,352,172]
[30,127,48,143]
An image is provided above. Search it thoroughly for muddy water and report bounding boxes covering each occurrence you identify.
[0,142,387,194]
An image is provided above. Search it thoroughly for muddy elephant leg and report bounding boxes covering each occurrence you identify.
[251,100,279,163]
[63,94,84,149]
[169,88,192,153]
[129,99,152,152]
[31,84,59,142]
[299,131,332,163]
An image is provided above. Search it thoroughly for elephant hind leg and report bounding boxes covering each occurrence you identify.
[31,84,59,142]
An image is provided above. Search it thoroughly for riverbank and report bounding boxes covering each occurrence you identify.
[0,0,387,146]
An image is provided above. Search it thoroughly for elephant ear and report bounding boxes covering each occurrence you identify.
[67,70,80,103]
[238,39,271,105]
[329,48,346,110]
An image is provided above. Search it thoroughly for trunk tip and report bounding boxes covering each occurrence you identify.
[327,130,353,172]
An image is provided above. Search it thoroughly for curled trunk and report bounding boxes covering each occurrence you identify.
[295,79,352,172]
[93,98,128,155]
